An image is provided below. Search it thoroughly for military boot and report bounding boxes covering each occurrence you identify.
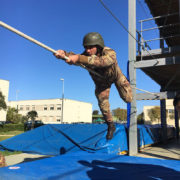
[106,122,116,140]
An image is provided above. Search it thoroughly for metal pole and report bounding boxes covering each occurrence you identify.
[139,12,179,23]
[174,106,179,139]
[160,30,164,49]
[16,90,19,111]
[140,23,180,32]
[144,34,180,42]
[159,26,167,143]
[140,21,143,61]
[160,97,167,143]
[60,78,64,123]
[128,0,138,155]
[179,0,180,21]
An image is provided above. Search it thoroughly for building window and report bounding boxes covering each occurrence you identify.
[168,109,174,113]
[56,116,61,122]
[57,104,61,110]
[44,106,47,110]
[50,105,54,110]
[32,105,35,110]
[20,106,23,111]
[26,106,30,111]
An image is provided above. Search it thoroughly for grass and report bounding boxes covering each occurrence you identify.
[0,150,22,156]
[0,136,12,141]
[0,131,24,156]
[0,131,24,142]
[0,131,24,135]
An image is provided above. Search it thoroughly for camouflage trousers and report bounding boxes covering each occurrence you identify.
[95,73,132,124]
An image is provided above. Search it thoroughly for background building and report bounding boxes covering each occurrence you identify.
[0,79,9,121]
[143,99,176,126]
[8,98,92,124]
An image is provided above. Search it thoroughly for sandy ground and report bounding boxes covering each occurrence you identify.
[5,153,51,166]
[136,138,180,160]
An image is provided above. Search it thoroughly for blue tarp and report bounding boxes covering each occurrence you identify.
[0,124,174,156]
[138,125,154,147]
[0,124,179,179]
[142,124,176,143]
[0,152,179,180]
[0,124,128,155]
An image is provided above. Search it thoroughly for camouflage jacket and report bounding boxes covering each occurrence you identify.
[66,47,124,87]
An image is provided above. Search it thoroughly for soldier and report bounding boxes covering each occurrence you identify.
[54,32,132,140]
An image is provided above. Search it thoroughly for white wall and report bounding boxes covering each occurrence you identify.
[8,98,92,124]
[63,99,92,123]
[0,79,9,122]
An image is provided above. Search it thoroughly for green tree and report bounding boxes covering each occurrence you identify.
[112,108,127,122]
[6,107,22,124]
[21,115,28,123]
[0,91,7,110]
[137,112,144,124]
[93,110,99,115]
[169,114,174,119]
[148,106,167,123]
[27,111,38,129]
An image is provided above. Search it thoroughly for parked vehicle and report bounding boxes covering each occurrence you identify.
[24,120,44,131]
[0,121,5,127]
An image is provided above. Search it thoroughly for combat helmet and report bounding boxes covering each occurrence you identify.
[83,32,104,48]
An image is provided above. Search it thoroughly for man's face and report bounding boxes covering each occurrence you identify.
[175,101,180,116]
[85,46,97,56]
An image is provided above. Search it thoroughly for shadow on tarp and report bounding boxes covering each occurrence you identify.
[0,152,179,180]
[0,124,175,156]
[78,160,180,180]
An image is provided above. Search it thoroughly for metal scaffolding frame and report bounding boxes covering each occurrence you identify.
[128,0,179,155]
[128,0,137,156]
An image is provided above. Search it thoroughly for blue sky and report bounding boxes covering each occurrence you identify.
[0,0,160,113]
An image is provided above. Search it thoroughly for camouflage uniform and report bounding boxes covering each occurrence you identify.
[67,47,132,124]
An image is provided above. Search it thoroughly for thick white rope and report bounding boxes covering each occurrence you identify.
[0,20,155,96]
[0,21,103,78]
